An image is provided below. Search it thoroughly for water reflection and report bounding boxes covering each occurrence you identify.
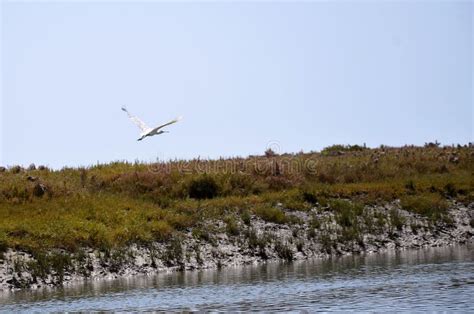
[1,243,473,311]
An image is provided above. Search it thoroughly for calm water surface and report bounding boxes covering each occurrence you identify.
[1,243,473,311]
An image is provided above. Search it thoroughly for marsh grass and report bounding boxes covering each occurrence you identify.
[0,145,471,262]
[400,194,450,222]
[389,208,406,231]
[274,240,293,261]
[254,205,287,224]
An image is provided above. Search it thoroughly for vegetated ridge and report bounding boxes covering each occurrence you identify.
[0,143,473,290]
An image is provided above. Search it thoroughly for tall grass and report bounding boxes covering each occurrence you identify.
[0,145,471,254]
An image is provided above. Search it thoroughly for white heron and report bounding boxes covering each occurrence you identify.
[121,107,182,141]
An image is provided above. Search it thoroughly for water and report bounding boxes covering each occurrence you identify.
[1,244,473,312]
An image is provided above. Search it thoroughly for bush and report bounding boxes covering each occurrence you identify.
[188,176,219,199]
[389,208,405,231]
[162,237,183,267]
[227,173,254,196]
[282,191,311,211]
[245,229,269,259]
[296,240,304,252]
[254,206,287,224]
[307,228,317,239]
[0,230,8,254]
[319,232,333,253]
[192,227,211,242]
[302,190,318,205]
[27,251,73,283]
[339,226,363,244]
[32,183,47,197]
[400,194,449,222]
[274,241,293,261]
[107,248,132,273]
[309,216,321,229]
[265,176,293,191]
[444,183,457,198]
[149,220,173,241]
[265,148,277,157]
[241,209,251,225]
[405,180,416,194]
[321,144,366,156]
[330,199,363,228]
[225,216,240,236]
[10,166,22,174]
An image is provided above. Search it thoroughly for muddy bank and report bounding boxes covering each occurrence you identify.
[1,201,473,291]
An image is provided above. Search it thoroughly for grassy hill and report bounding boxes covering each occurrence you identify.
[0,144,472,256]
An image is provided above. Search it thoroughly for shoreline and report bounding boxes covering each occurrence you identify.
[1,200,473,291]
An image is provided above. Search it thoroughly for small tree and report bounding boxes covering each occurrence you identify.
[265,148,277,157]
[188,176,219,199]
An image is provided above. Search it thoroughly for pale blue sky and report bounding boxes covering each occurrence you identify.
[1,1,472,168]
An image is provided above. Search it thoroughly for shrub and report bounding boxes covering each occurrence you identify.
[400,194,449,222]
[274,241,293,261]
[307,228,316,239]
[188,176,219,199]
[149,220,173,241]
[241,209,251,225]
[32,183,47,197]
[245,229,269,259]
[265,176,293,191]
[162,237,183,267]
[75,249,93,277]
[283,192,311,211]
[389,208,405,231]
[265,148,277,157]
[339,226,363,245]
[107,248,132,273]
[254,206,287,224]
[374,212,387,231]
[225,216,240,236]
[27,251,73,283]
[321,144,366,156]
[319,232,333,253]
[302,190,318,205]
[0,230,8,254]
[192,227,211,242]
[164,212,194,230]
[296,240,304,252]
[405,180,416,194]
[309,216,321,229]
[10,166,22,174]
[227,173,254,196]
[444,183,457,198]
[330,199,363,228]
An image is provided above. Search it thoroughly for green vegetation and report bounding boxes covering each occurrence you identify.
[389,208,406,231]
[320,144,368,156]
[274,240,293,261]
[0,144,472,259]
[254,205,287,224]
[188,175,219,199]
[400,194,450,222]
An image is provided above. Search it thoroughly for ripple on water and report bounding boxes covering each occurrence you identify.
[1,243,473,312]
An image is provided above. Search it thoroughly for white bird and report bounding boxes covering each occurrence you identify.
[121,107,182,141]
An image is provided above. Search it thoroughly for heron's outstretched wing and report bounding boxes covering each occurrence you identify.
[151,116,183,133]
[121,107,150,132]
